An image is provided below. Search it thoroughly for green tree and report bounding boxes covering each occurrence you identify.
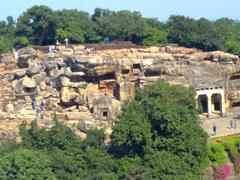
[142,27,167,46]
[111,80,208,178]
[14,37,29,49]
[83,128,105,149]
[19,120,50,150]
[111,101,152,156]
[16,5,57,45]
[0,16,15,53]
[0,149,56,180]
[215,18,240,55]
[55,9,100,43]
[93,9,145,43]
[167,15,197,47]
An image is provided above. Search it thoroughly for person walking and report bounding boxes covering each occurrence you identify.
[234,119,237,129]
[32,98,36,111]
[230,119,233,129]
[213,125,217,136]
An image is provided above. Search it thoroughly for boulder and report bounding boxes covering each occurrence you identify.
[6,103,14,112]
[60,87,80,106]
[26,63,41,76]
[14,80,23,94]
[66,56,117,76]
[17,48,37,68]
[33,72,47,84]
[72,45,85,55]
[164,46,173,53]
[39,82,47,91]
[22,76,37,89]
[56,76,71,88]
[77,121,97,132]
[149,46,160,53]
[14,71,26,80]
[17,54,32,68]
[18,47,37,57]
[209,51,239,63]
[43,55,66,72]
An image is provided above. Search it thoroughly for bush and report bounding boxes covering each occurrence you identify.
[208,143,227,165]
[214,164,231,180]
[14,37,29,49]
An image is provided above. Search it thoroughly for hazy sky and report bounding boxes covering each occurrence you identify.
[0,0,239,21]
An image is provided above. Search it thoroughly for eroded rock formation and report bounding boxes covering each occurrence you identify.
[0,44,240,141]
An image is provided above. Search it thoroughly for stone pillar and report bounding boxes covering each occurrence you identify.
[207,93,212,118]
[220,92,226,116]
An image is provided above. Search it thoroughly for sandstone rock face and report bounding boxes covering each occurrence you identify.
[22,76,37,89]
[17,48,37,68]
[26,63,41,76]
[0,45,240,142]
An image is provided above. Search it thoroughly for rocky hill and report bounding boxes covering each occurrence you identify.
[0,44,240,142]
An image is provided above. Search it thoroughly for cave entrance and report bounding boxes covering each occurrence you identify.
[114,83,120,100]
[212,94,221,112]
[230,75,240,80]
[99,72,116,81]
[144,71,161,77]
[81,72,116,84]
[132,63,141,70]
[23,87,36,94]
[103,111,108,117]
[198,95,208,113]
[121,69,130,75]
[232,101,240,107]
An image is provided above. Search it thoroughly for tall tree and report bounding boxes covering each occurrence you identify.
[55,9,100,43]
[0,16,15,53]
[16,5,57,45]
[111,80,208,178]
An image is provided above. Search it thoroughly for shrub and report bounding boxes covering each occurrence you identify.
[215,164,231,180]
[208,143,227,165]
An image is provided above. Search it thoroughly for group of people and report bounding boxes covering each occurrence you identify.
[212,119,238,136]
[32,98,45,119]
[230,119,237,129]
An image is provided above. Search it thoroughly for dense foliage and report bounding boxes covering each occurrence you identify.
[0,81,208,179]
[1,5,240,55]
[208,135,240,178]
[112,80,208,179]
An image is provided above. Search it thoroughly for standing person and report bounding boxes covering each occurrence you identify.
[40,99,44,119]
[234,119,237,129]
[32,98,36,111]
[230,119,233,129]
[56,39,60,45]
[104,36,109,44]
[213,124,217,136]
[64,38,69,46]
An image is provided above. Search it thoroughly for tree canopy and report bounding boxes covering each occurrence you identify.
[111,80,208,178]
[1,5,240,55]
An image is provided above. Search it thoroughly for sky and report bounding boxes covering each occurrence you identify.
[0,0,239,21]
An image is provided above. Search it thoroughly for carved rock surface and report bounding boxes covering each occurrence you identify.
[0,45,240,142]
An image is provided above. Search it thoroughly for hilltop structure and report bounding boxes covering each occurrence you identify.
[0,43,240,141]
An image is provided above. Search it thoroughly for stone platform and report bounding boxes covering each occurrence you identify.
[201,107,240,138]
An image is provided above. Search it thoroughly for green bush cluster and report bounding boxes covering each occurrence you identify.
[208,135,240,175]
[208,143,227,165]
